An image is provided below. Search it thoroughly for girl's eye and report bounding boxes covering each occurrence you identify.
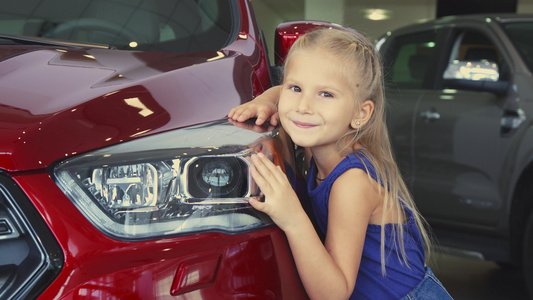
[319,91,333,98]
[289,85,301,93]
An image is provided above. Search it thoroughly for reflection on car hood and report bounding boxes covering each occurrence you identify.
[0,46,255,172]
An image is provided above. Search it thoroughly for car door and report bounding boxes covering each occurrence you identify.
[411,28,509,228]
[384,29,442,186]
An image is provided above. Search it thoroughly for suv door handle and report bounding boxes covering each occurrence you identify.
[420,108,440,121]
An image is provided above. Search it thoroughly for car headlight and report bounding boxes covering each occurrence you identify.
[52,120,285,240]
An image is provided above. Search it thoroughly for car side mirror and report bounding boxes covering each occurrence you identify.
[443,59,508,96]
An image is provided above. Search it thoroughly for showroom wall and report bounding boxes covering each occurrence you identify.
[253,0,533,63]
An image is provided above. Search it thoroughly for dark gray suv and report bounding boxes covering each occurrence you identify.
[376,14,533,297]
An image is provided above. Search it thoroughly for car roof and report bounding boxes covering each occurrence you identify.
[385,13,533,36]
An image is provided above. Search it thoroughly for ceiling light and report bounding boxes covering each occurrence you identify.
[361,9,392,21]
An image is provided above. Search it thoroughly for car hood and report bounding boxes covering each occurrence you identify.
[0,46,256,172]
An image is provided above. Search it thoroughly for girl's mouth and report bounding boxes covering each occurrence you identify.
[293,120,317,129]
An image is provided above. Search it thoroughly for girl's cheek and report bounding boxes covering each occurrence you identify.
[277,96,290,114]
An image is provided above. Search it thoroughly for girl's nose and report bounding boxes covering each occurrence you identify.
[296,95,312,113]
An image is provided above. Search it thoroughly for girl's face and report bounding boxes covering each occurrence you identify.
[278,47,361,152]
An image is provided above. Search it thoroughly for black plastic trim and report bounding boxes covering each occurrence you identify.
[0,172,64,299]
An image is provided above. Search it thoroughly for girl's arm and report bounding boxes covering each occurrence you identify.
[249,153,378,299]
[228,85,281,125]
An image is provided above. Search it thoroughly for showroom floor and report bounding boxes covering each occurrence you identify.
[432,252,529,299]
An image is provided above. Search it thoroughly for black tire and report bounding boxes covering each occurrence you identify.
[524,209,533,299]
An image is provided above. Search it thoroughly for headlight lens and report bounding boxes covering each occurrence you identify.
[52,120,283,240]
[188,156,248,199]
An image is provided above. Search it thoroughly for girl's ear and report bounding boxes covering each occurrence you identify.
[351,100,374,129]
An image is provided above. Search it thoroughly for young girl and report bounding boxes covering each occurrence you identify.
[229,28,452,299]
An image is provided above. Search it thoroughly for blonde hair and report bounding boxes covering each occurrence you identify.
[284,28,433,275]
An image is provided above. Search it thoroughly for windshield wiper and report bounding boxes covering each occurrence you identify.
[0,34,110,49]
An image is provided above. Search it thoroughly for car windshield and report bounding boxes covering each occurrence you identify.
[501,21,533,72]
[0,0,237,53]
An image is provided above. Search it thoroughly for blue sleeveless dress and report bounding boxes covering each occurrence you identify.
[307,152,426,299]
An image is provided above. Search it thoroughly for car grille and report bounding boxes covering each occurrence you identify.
[0,172,63,300]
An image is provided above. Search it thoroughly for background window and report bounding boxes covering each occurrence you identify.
[386,30,438,89]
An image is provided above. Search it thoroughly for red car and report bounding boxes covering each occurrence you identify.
[0,1,330,299]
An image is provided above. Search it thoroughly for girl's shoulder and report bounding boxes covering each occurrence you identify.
[330,152,380,193]
[333,151,382,198]
[308,150,377,193]
[329,156,382,223]
[332,166,377,196]
[343,151,378,180]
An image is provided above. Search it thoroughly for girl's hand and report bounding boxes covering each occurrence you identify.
[248,153,306,232]
[250,155,365,300]
[228,101,279,126]
[228,86,281,126]
[228,118,276,133]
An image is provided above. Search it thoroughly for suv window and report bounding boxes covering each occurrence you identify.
[385,30,438,89]
[444,29,506,80]
[0,0,237,53]
[443,29,509,88]
[449,30,500,63]
[502,22,533,73]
